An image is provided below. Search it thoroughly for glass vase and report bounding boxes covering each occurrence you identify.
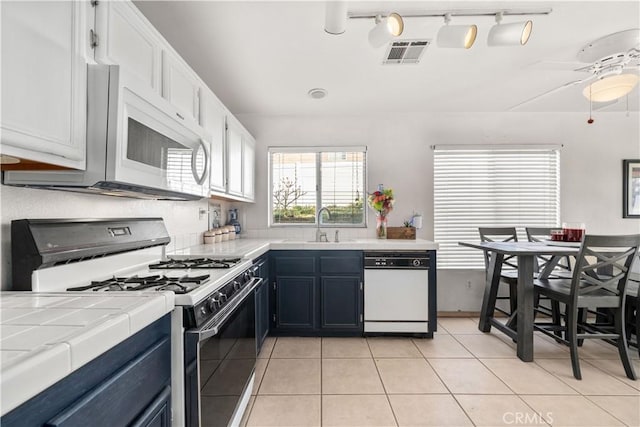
[376,214,388,239]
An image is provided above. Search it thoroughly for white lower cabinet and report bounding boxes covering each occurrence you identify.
[1,0,89,169]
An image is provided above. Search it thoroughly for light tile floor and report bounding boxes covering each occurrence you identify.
[241,318,640,427]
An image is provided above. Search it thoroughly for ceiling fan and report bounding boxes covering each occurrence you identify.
[510,28,640,110]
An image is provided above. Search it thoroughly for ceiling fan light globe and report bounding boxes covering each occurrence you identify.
[488,20,533,46]
[583,74,639,102]
[437,24,478,49]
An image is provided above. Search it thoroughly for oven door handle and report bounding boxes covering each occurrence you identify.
[186,276,263,341]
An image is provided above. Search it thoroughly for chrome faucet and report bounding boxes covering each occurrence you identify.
[315,207,332,242]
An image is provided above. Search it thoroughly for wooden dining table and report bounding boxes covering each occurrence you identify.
[459,241,580,362]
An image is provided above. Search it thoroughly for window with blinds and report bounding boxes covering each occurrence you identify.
[434,147,560,269]
[269,147,366,226]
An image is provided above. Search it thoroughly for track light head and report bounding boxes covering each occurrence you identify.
[324,1,348,35]
[368,13,404,48]
[487,12,533,46]
[436,14,477,49]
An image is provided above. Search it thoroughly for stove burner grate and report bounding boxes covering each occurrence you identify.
[148,257,242,270]
[66,274,210,294]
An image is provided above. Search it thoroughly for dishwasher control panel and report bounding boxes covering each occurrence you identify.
[364,252,430,269]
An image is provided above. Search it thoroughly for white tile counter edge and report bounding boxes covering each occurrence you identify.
[170,238,439,259]
[0,292,175,416]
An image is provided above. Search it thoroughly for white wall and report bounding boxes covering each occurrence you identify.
[0,185,230,290]
[237,111,640,312]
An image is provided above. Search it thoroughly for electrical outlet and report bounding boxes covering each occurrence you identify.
[198,208,207,220]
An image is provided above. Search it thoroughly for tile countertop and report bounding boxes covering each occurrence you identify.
[169,238,439,259]
[0,292,175,416]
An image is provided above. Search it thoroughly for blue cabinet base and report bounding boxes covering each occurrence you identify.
[1,315,172,427]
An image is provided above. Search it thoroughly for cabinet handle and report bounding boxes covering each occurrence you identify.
[176,112,185,120]
[89,29,99,48]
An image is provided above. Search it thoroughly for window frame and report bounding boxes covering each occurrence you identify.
[268,146,368,228]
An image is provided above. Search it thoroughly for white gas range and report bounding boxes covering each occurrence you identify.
[11,218,259,427]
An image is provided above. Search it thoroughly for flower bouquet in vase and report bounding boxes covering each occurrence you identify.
[367,185,394,239]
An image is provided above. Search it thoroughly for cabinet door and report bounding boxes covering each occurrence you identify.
[321,276,362,330]
[1,0,87,169]
[275,277,316,329]
[130,386,171,427]
[226,120,243,196]
[94,0,161,93]
[242,133,255,201]
[200,89,226,192]
[161,50,200,123]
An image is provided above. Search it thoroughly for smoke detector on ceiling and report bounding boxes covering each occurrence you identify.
[383,39,431,65]
[308,88,328,99]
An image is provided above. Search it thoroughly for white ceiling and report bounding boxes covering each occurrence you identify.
[135,1,640,115]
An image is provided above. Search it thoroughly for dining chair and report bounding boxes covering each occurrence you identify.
[533,234,640,380]
[625,276,639,356]
[525,227,573,278]
[478,227,519,319]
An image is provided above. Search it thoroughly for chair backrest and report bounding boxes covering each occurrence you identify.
[478,227,518,270]
[525,226,572,273]
[570,234,640,302]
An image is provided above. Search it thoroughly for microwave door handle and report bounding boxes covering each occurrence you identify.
[191,138,209,185]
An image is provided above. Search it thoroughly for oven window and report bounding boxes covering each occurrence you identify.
[198,296,256,427]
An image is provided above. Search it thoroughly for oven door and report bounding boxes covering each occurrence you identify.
[184,277,261,427]
[107,67,210,197]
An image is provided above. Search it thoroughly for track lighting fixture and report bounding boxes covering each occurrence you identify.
[325,5,550,50]
[582,73,639,103]
[368,13,404,48]
[487,12,533,46]
[436,13,477,49]
[324,1,348,35]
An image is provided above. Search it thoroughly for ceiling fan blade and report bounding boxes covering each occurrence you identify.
[509,77,594,110]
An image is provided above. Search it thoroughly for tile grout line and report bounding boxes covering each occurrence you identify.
[366,337,400,427]
[581,394,634,427]
[412,336,477,427]
[320,337,323,427]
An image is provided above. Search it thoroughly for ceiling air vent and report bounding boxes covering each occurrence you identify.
[383,39,431,65]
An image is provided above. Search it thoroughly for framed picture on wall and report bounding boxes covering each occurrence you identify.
[623,159,640,218]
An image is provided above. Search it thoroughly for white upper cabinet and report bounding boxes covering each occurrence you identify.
[1,0,89,169]
[162,50,200,123]
[223,115,256,202]
[94,0,161,93]
[243,134,255,201]
[226,118,244,197]
[200,89,226,193]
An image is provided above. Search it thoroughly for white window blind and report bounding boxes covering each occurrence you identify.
[434,147,560,269]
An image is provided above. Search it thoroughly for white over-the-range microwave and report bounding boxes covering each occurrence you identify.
[4,64,210,200]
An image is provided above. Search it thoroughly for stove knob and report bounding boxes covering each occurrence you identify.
[199,306,207,316]
[208,296,220,311]
[233,280,241,291]
[412,259,421,267]
[243,271,251,282]
[217,292,227,302]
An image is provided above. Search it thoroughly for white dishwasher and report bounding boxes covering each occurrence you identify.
[364,251,434,336]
